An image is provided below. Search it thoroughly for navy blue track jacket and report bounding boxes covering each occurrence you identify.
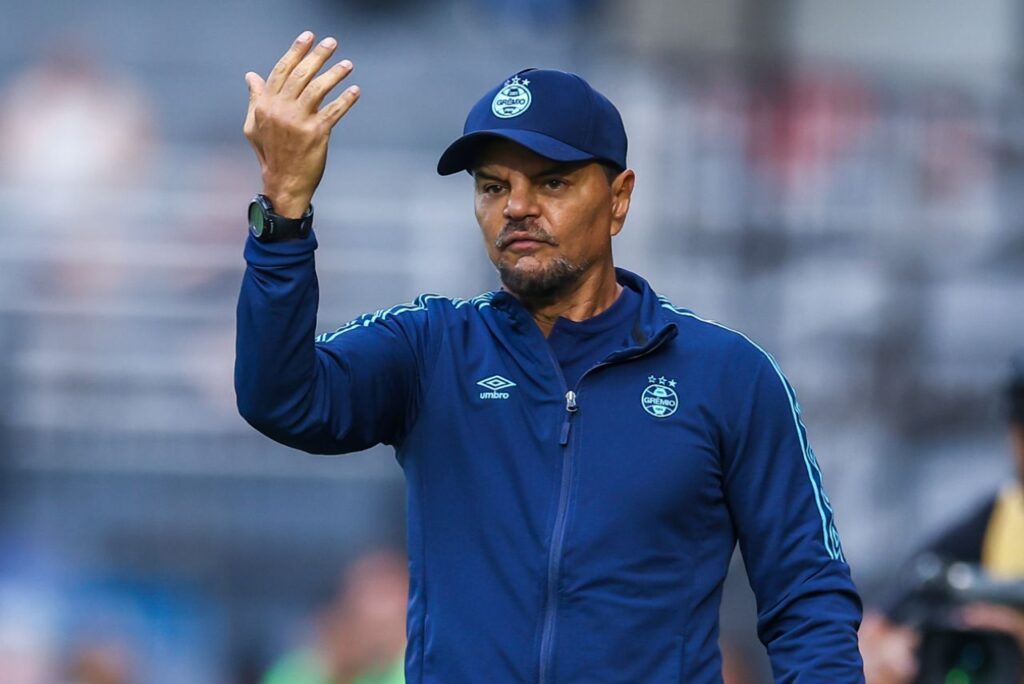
[235,231,865,683]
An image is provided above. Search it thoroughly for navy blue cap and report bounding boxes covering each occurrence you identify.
[437,68,627,176]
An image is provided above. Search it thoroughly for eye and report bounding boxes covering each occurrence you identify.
[482,183,505,195]
[544,178,566,190]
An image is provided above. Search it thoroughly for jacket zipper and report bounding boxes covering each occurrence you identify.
[539,388,577,684]
[536,331,673,684]
[558,390,577,445]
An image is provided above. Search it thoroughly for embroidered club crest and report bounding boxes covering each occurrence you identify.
[491,76,532,119]
[641,375,679,418]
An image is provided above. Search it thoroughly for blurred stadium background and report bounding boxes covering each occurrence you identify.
[1,0,1023,681]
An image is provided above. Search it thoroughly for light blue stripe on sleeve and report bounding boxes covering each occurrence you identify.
[658,298,845,563]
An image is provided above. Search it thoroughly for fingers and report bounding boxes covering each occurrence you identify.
[301,59,354,110]
[245,31,359,141]
[245,71,265,102]
[320,84,361,128]
[243,72,263,132]
[281,36,338,99]
[266,31,315,94]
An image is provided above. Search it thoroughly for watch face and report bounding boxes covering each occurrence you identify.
[248,201,265,238]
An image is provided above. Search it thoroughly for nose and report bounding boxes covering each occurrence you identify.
[503,180,539,221]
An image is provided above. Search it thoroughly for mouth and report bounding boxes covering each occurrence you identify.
[498,231,553,252]
[506,239,546,253]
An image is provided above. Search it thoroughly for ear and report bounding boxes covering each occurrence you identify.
[609,169,635,237]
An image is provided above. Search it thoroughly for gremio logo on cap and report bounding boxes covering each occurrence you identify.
[491,75,532,119]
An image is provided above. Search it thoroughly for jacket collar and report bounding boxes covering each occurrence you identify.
[487,266,678,359]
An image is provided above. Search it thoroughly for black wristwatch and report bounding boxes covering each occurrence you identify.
[248,194,313,242]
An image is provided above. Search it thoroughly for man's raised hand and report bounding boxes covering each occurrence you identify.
[243,31,360,218]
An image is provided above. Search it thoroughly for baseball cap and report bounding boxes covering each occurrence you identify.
[436,68,627,176]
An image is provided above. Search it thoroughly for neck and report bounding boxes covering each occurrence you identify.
[513,261,622,337]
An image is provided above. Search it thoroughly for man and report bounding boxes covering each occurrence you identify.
[860,355,1024,683]
[237,31,864,683]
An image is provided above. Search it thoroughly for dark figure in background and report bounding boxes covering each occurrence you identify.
[860,354,1024,683]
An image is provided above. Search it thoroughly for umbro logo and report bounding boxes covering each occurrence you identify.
[477,375,516,400]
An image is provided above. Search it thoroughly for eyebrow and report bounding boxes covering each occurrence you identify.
[531,162,583,179]
[473,169,504,182]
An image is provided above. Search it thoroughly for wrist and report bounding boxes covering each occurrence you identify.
[260,182,312,219]
[248,194,314,243]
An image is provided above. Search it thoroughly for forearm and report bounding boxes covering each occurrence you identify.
[261,179,313,219]
[234,232,333,450]
[721,345,865,680]
[234,229,422,453]
[759,566,865,682]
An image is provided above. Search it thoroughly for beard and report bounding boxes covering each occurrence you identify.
[491,219,589,302]
[496,254,589,303]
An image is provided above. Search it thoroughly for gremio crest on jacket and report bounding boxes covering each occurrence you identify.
[641,375,678,418]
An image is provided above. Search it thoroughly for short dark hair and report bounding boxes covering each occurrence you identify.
[599,161,622,185]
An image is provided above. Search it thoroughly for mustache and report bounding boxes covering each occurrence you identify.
[494,221,557,250]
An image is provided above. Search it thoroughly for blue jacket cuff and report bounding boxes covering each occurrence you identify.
[243,229,319,267]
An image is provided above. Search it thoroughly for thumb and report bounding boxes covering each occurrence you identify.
[245,71,265,99]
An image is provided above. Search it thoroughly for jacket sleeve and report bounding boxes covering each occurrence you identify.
[720,344,864,683]
[234,231,436,454]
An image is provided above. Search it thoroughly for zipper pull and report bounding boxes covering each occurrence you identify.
[559,391,578,445]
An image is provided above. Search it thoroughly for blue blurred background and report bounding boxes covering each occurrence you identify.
[1,0,1022,681]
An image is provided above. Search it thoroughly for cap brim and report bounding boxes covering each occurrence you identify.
[436,129,595,176]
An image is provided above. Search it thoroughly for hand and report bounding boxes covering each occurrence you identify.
[859,610,920,684]
[243,30,361,218]
[958,602,1024,656]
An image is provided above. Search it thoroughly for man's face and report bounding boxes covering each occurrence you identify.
[471,139,633,301]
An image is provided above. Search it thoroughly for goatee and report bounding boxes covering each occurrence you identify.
[497,255,588,304]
